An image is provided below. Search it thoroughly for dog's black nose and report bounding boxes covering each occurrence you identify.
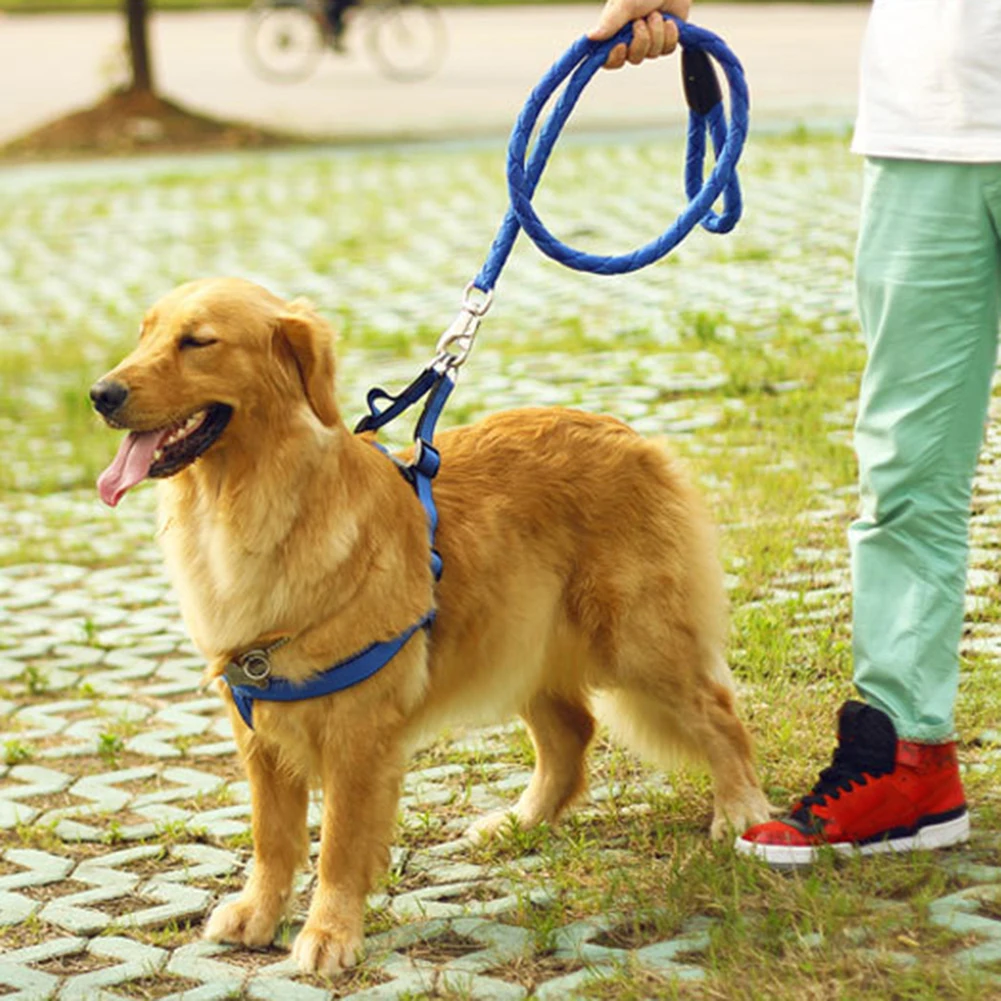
[90,380,129,417]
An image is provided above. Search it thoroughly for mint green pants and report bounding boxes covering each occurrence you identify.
[851,158,1001,742]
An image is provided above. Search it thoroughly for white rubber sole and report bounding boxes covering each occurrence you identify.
[734,811,970,869]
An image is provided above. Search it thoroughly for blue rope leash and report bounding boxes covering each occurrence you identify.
[354,16,749,572]
[471,15,749,294]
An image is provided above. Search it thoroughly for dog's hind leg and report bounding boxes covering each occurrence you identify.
[596,674,771,840]
[204,733,309,947]
[465,692,596,841]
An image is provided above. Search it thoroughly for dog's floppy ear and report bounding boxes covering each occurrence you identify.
[275,299,340,427]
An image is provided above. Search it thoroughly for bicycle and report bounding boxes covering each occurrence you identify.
[245,0,447,84]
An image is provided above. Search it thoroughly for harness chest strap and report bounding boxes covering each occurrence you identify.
[224,611,435,730]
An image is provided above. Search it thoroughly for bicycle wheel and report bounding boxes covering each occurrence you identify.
[365,1,446,82]
[245,0,328,83]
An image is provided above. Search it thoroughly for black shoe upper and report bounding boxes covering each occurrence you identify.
[789,700,899,828]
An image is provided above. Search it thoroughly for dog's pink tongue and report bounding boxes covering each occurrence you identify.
[97,429,169,507]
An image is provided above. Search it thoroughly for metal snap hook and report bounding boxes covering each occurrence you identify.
[432,284,494,372]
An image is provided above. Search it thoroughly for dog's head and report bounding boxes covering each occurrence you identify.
[91,277,339,507]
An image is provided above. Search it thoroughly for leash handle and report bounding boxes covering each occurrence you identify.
[471,16,749,294]
[682,46,741,233]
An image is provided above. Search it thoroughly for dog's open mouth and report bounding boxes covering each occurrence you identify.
[97,404,232,507]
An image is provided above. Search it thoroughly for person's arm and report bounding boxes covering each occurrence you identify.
[588,0,691,70]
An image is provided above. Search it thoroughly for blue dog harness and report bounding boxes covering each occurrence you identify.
[225,615,435,730]
[222,17,748,730]
[224,368,454,730]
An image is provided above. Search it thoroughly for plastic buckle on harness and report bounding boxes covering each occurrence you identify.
[412,439,441,480]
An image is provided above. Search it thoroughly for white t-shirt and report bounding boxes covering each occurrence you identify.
[851,0,1001,162]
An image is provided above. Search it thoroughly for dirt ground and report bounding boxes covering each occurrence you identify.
[0,88,294,161]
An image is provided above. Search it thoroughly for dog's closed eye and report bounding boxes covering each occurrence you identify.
[178,333,219,350]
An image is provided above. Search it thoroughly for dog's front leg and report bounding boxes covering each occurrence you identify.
[292,743,403,975]
[205,728,310,947]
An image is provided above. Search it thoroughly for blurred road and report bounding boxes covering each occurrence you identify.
[0,4,867,145]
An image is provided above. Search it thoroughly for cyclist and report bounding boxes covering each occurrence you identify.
[324,0,358,48]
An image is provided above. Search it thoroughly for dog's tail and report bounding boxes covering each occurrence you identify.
[590,644,742,775]
[590,689,691,771]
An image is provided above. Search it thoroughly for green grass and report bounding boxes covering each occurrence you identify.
[3,739,35,765]
[1,130,1000,1000]
[485,809,1000,1000]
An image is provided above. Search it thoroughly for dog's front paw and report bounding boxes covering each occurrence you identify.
[204,896,279,948]
[463,808,521,843]
[711,789,773,842]
[292,920,363,975]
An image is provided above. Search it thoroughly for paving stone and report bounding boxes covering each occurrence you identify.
[0,765,73,830]
[39,870,138,934]
[115,880,212,930]
[0,961,60,1001]
[3,134,1001,999]
[0,890,42,928]
[59,936,168,1001]
[152,844,242,885]
[0,850,78,927]
[0,936,88,1001]
[390,878,518,920]
[534,965,616,999]
[929,883,1001,968]
[247,977,332,1001]
[166,941,246,993]
[124,700,220,757]
[438,969,529,1000]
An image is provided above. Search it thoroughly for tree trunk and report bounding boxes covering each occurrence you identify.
[126,0,155,94]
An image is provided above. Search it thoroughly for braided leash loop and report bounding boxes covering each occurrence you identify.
[471,16,749,294]
[682,46,741,233]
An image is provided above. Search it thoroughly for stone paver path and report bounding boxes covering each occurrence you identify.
[2,130,1001,998]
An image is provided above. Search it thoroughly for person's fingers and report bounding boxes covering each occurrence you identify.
[589,0,629,41]
[591,0,689,68]
[645,11,666,57]
[662,0,691,21]
[661,14,680,54]
[604,41,629,69]
[588,0,660,41]
[627,17,651,64]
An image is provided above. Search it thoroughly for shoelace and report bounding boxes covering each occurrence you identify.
[791,743,894,823]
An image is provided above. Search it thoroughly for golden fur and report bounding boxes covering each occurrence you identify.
[95,277,770,975]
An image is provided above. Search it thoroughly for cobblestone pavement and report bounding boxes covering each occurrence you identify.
[2,132,1001,999]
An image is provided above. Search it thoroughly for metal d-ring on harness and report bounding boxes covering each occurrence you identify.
[223,16,748,729]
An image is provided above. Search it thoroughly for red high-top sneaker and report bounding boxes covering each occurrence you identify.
[736,700,969,868]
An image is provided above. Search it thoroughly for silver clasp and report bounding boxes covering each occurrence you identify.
[433,283,494,374]
[223,637,288,690]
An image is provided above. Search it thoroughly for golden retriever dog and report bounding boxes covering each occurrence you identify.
[90,277,770,975]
